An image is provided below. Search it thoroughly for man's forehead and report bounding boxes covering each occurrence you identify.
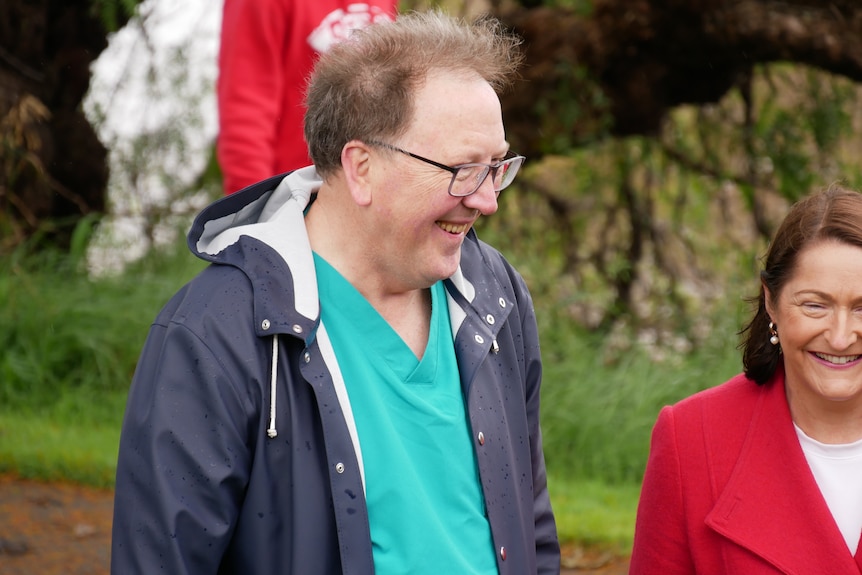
[407,75,504,138]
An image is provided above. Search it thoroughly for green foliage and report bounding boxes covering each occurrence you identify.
[539,308,745,484]
[534,62,612,154]
[539,0,593,14]
[479,138,757,344]
[0,404,124,488]
[69,213,103,262]
[755,104,815,201]
[477,63,862,347]
[752,66,858,203]
[90,0,140,32]
[548,476,640,551]
[0,241,205,411]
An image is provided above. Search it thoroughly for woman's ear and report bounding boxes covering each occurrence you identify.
[340,141,373,207]
[763,283,776,318]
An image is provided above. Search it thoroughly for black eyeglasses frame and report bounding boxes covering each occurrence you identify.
[365,140,525,197]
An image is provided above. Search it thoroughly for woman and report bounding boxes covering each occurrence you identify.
[630,184,862,574]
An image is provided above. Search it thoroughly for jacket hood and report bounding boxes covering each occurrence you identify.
[187,167,324,440]
[188,166,323,323]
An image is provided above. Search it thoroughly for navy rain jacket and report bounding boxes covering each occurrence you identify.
[111,167,560,574]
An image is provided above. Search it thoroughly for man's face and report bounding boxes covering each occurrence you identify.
[367,71,510,292]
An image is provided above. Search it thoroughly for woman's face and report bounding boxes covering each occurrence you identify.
[766,240,862,425]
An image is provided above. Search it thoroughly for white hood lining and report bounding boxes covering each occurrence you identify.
[197,167,323,321]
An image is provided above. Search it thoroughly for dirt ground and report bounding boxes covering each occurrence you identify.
[0,473,629,574]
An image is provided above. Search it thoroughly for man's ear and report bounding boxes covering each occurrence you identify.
[341,141,373,207]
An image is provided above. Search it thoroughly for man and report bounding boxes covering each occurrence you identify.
[217,0,398,194]
[111,10,560,574]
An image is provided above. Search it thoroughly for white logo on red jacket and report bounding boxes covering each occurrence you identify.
[307,4,394,53]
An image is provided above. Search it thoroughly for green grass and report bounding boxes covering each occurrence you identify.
[0,241,203,485]
[0,239,751,551]
[0,241,205,407]
[548,474,641,553]
[537,319,745,553]
[538,320,745,484]
[0,396,124,488]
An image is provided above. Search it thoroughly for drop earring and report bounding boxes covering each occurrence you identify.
[768,322,779,345]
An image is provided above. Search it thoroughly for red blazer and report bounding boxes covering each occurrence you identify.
[630,369,862,574]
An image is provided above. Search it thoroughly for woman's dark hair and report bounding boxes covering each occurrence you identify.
[741,183,862,383]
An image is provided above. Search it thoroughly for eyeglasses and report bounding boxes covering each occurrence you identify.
[367,141,525,197]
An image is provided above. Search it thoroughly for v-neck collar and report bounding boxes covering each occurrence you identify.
[313,253,444,385]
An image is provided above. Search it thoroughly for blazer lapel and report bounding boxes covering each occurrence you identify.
[705,374,860,574]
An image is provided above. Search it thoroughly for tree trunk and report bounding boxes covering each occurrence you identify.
[0,0,122,253]
[497,0,862,158]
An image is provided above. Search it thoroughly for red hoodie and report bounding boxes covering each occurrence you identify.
[217,0,398,194]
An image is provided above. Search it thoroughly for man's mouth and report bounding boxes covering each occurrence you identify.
[436,221,471,234]
[814,352,862,365]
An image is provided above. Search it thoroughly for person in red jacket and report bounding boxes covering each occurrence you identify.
[217,0,398,194]
[630,183,862,575]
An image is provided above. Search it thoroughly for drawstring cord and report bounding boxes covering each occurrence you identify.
[267,334,279,438]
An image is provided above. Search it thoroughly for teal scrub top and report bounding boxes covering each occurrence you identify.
[314,253,497,574]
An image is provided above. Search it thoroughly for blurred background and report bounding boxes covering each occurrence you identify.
[2,0,862,560]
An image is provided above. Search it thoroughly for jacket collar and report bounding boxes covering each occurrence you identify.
[188,168,321,340]
[706,371,862,574]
